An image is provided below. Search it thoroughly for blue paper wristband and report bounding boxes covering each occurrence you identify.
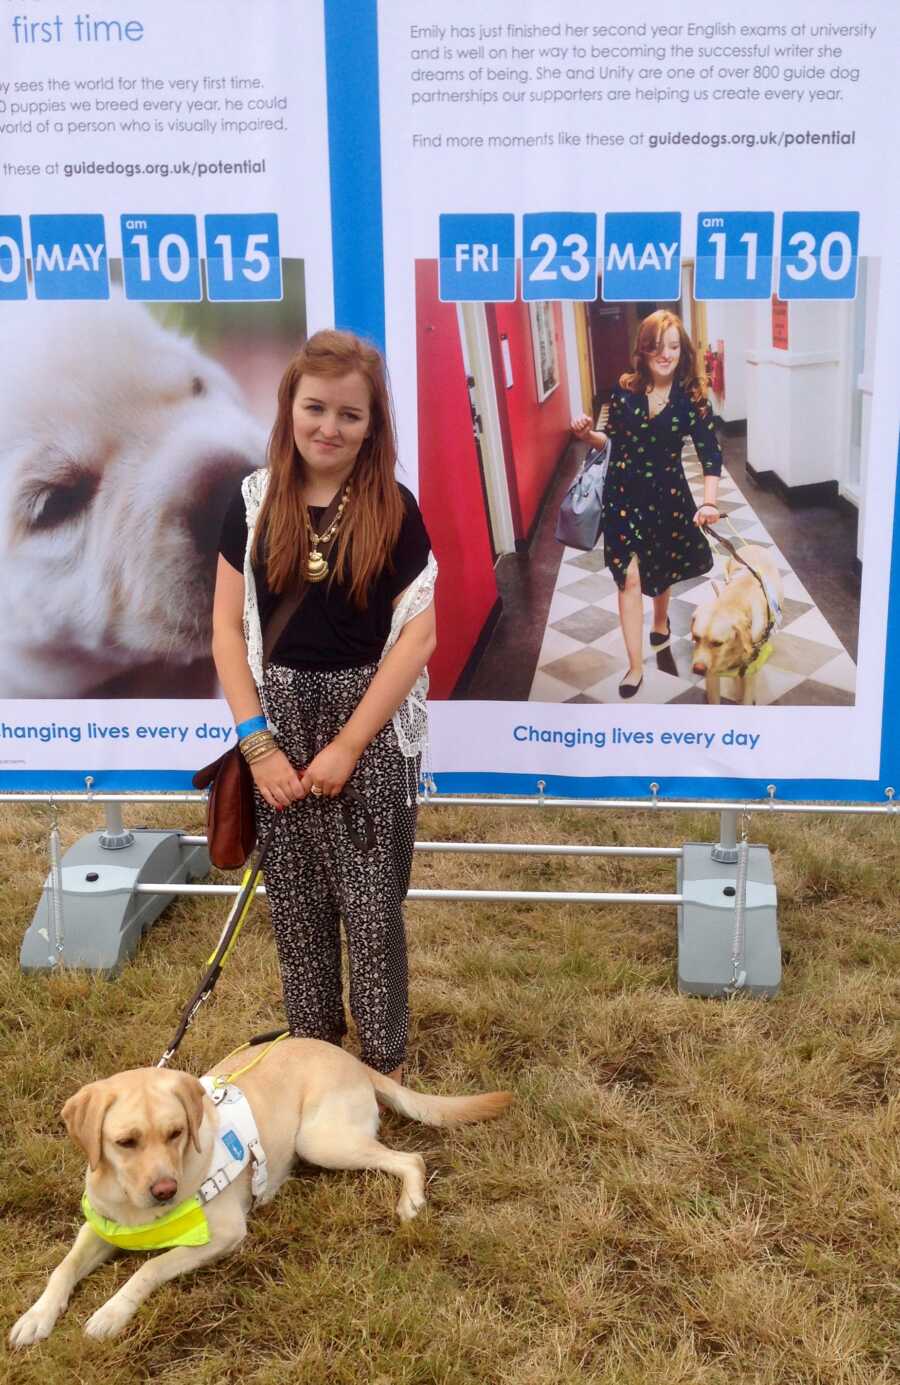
[236,715,268,739]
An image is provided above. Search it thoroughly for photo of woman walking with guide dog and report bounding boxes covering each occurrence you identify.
[212,330,437,1082]
[570,310,722,698]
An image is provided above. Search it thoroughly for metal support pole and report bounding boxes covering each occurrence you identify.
[711,808,739,864]
[98,802,135,851]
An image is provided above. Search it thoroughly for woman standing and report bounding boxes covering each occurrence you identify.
[571,310,722,698]
[212,330,436,1081]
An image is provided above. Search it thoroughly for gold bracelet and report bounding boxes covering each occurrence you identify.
[244,745,278,766]
[240,731,274,752]
[243,745,277,765]
[241,735,275,754]
[240,728,273,747]
[240,732,276,763]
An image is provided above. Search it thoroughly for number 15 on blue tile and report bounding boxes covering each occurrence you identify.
[204,213,282,302]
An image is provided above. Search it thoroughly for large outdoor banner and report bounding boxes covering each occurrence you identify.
[0,0,336,786]
[378,0,900,799]
[1,0,898,801]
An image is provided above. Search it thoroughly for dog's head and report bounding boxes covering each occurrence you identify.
[62,1068,207,1212]
[691,546,782,678]
[0,297,266,696]
[690,595,754,677]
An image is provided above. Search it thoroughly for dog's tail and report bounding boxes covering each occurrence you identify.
[367,1071,512,1127]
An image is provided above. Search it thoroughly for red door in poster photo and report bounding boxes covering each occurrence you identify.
[416,262,575,697]
[415,262,498,699]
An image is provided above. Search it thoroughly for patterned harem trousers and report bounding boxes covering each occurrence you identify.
[255,662,417,1073]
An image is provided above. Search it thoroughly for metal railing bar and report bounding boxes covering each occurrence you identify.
[132,883,682,905]
[419,796,896,816]
[0,792,894,815]
[175,835,683,858]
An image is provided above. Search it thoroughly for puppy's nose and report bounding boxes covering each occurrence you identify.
[185,454,256,562]
[692,661,708,676]
[150,1178,178,1203]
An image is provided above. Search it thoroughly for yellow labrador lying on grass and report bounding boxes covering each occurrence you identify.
[10,1039,510,1346]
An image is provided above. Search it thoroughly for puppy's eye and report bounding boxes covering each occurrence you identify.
[23,469,99,533]
[116,1137,138,1149]
[167,1128,184,1143]
[191,375,205,396]
[710,639,723,648]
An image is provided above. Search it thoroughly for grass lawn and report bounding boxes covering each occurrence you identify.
[1,799,898,1384]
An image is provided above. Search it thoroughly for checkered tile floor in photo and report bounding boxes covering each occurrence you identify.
[529,446,857,706]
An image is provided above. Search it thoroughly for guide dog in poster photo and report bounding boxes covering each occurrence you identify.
[415,258,868,709]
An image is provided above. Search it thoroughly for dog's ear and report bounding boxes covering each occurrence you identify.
[61,1082,116,1171]
[172,1072,206,1153]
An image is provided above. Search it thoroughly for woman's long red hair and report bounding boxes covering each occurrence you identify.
[252,329,404,607]
[620,310,707,404]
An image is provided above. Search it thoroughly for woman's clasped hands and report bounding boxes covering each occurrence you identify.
[249,737,359,808]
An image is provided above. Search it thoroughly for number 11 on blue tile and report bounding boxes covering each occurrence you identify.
[695,212,775,300]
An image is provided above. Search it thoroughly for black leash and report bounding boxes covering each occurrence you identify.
[156,786,376,1068]
[156,817,279,1068]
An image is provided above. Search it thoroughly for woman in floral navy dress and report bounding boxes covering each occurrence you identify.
[571,309,722,698]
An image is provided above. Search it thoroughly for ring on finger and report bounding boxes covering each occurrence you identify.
[310,784,323,797]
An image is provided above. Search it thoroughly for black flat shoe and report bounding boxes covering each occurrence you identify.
[649,618,671,649]
[618,675,643,699]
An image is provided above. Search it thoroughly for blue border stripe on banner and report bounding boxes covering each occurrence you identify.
[324,0,384,347]
[875,441,900,792]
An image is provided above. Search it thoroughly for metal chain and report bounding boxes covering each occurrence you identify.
[46,799,65,969]
[730,811,750,990]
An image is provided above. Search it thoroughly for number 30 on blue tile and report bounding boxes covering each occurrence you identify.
[778,211,859,300]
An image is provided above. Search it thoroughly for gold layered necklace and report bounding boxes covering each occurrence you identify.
[304,482,351,582]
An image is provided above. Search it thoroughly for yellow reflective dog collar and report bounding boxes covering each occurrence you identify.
[722,640,774,682]
[82,1191,210,1251]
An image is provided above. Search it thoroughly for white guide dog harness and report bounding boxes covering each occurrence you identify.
[197,1076,269,1204]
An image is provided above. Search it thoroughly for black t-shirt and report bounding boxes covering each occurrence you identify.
[218,479,431,671]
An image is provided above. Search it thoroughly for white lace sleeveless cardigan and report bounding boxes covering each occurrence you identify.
[241,469,436,778]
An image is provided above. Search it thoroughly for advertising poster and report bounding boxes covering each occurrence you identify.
[2,0,898,803]
[377,0,900,797]
[0,0,336,786]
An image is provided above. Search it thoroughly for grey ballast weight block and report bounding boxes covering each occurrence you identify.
[21,830,210,973]
[677,841,781,998]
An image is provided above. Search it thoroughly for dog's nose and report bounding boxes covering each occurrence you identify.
[185,454,256,562]
[150,1178,178,1203]
[692,662,707,676]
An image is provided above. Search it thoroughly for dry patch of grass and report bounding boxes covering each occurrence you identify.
[1,800,898,1383]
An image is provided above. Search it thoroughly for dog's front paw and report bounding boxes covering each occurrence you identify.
[9,1302,60,1348]
[396,1187,426,1221]
[84,1294,136,1340]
